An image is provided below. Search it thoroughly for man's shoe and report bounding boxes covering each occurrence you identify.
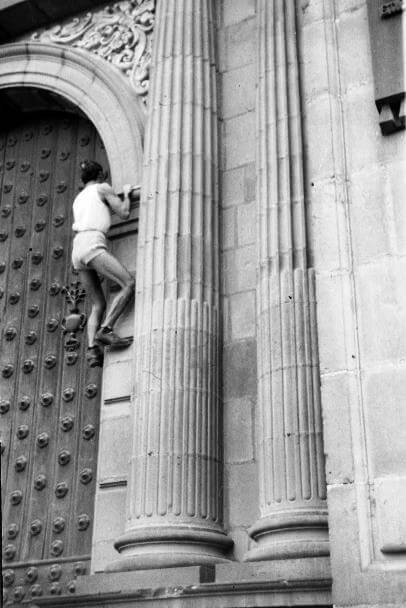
[95,326,133,349]
[86,345,104,368]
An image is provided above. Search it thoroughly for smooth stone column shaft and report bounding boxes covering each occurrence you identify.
[110,0,232,571]
[245,0,329,562]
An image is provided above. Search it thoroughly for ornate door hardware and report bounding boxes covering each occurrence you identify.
[1,112,107,606]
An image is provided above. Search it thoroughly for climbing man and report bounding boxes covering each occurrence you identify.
[71,160,135,367]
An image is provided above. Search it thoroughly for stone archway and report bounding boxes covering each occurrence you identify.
[0,111,111,605]
[0,42,145,188]
[0,42,146,604]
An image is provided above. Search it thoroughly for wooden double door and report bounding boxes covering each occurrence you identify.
[1,112,107,605]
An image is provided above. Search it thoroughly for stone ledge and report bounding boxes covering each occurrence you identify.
[29,558,332,608]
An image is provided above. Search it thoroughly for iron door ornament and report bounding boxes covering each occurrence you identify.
[0,113,106,604]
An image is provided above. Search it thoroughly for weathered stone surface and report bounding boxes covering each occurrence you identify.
[221,114,258,565]
[224,111,256,170]
[223,397,255,464]
[223,339,257,399]
[109,0,232,571]
[218,16,257,73]
[222,245,256,294]
[320,372,355,485]
[222,166,246,208]
[76,566,214,595]
[245,0,328,564]
[221,206,236,251]
[33,561,332,607]
[102,360,132,401]
[224,462,259,527]
[216,556,332,582]
[363,367,406,477]
[2,2,406,607]
[97,411,131,481]
[229,291,256,341]
[302,0,406,605]
[92,486,127,573]
[237,202,256,247]
[222,0,256,27]
[221,64,256,119]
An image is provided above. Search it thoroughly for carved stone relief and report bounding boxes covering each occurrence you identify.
[31,0,155,104]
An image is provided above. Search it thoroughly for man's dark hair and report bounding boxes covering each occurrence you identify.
[80,160,104,184]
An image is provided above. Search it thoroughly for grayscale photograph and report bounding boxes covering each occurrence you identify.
[0,1,405,607]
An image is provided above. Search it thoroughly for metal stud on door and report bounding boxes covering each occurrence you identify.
[0,113,106,604]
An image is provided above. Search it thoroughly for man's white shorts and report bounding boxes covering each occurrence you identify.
[71,230,107,271]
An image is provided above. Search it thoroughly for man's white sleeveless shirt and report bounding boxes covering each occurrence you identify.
[72,183,111,233]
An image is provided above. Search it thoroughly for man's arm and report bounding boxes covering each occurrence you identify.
[97,183,131,220]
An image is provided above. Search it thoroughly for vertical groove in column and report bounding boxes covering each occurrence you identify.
[110,0,232,571]
[246,0,329,562]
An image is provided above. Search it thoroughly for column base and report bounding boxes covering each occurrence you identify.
[245,510,330,562]
[107,525,233,572]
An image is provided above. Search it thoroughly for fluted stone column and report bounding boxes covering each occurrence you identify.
[245,0,329,561]
[110,0,232,570]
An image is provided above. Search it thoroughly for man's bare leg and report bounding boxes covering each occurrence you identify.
[78,268,106,366]
[79,268,106,346]
[88,250,135,344]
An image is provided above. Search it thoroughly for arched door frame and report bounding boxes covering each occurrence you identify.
[0,41,145,579]
[0,42,145,187]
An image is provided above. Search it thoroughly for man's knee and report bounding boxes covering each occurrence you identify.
[92,299,106,315]
[124,276,135,293]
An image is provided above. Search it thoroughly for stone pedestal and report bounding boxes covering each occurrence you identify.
[245,0,329,562]
[109,0,232,570]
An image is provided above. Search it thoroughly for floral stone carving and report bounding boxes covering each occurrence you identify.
[32,0,155,104]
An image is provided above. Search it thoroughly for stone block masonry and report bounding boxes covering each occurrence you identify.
[300,0,406,606]
[242,0,329,563]
[217,0,258,561]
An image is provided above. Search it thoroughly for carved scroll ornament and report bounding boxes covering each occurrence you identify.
[32,0,155,103]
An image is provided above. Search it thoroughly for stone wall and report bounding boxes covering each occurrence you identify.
[300,0,406,606]
[90,1,406,587]
[92,226,138,571]
[217,0,258,561]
